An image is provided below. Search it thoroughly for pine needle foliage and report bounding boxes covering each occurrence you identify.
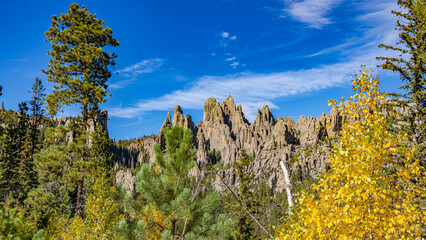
[42,3,119,215]
[232,149,258,240]
[28,77,46,155]
[128,126,234,239]
[43,3,119,120]
[377,0,426,164]
[0,104,37,204]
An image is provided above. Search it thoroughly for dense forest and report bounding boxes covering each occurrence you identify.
[0,1,424,239]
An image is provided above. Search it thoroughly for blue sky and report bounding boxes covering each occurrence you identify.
[0,0,401,140]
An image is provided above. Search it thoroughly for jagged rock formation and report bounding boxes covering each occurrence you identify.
[115,169,136,193]
[114,96,344,192]
[55,110,109,143]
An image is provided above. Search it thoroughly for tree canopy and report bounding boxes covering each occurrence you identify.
[277,69,425,239]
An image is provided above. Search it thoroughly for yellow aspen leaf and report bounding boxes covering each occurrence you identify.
[276,68,425,239]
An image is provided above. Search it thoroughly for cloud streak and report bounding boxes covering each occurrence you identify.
[109,52,374,121]
[109,58,165,89]
[116,58,164,75]
[109,0,399,123]
[284,0,342,28]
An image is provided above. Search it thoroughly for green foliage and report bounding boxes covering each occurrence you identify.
[232,149,257,240]
[377,0,426,165]
[278,69,425,239]
[28,77,46,155]
[253,181,288,238]
[208,149,222,164]
[35,121,114,217]
[0,103,37,204]
[0,208,27,240]
[89,126,115,176]
[41,3,119,215]
[53,177,120,240]
[289,151,300,169]
[123,126,234,239]
[43,3,119,120]
[113,219,146,240]
[304,149,312,158]
[24,186,67,230]
[0,205,45,240]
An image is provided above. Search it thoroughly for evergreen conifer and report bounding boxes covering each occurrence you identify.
[118,126,234,239]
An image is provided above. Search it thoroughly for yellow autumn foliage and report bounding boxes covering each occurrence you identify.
[53,178,121,240]
[277,69,425,239]
[139,204,170,239]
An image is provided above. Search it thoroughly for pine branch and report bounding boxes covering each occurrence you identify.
[212,165,273,239]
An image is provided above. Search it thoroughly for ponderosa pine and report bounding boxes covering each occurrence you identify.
[42,3,119,215]
[118,126,234,239]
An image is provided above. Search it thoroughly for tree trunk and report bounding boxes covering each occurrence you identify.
[280,160,293,214]
[75,179,83,215]
[172,221,176,239]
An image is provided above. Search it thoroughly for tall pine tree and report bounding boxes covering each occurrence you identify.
[42,3,119,215]
[232,149,257,240]
[0,103,37,204]
[28,77,46,155]
[118,126,234,239]
[377,0,426,164]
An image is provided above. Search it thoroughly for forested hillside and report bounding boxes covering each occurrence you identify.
[0,1,424,239]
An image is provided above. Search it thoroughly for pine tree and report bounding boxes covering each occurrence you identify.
[31,125,74,225]
[278,69,425,239]
[120,126,233,239]
[376,0,426,164]
[232,149,257,240]
[0,208,28,239]
[0,103,36,204]
[14,103,37,203]
[28,77,46,155]
[42,3,119,215]
[0,202,45,239]
[43,3,119,120]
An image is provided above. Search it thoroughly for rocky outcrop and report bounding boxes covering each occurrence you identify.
[55,110,108,143]
[114,96,344,192]
[115,170,136,193]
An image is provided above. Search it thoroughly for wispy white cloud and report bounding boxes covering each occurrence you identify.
[216,32,244,68]
[307,38,360,57]
[109,52,375,121]
[219,31,238,47]
[109,0,399,123]
[115,58,164,76]
[356,1,399,46]
[110,58,165,89]
[109,78,136,90]
[230,62,240,69]
[306,1,398,58]
[283,0,342,28]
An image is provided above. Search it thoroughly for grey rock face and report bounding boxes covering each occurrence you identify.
[114,96,344,192]
[115,170,136,193]
[54,110,108,144]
